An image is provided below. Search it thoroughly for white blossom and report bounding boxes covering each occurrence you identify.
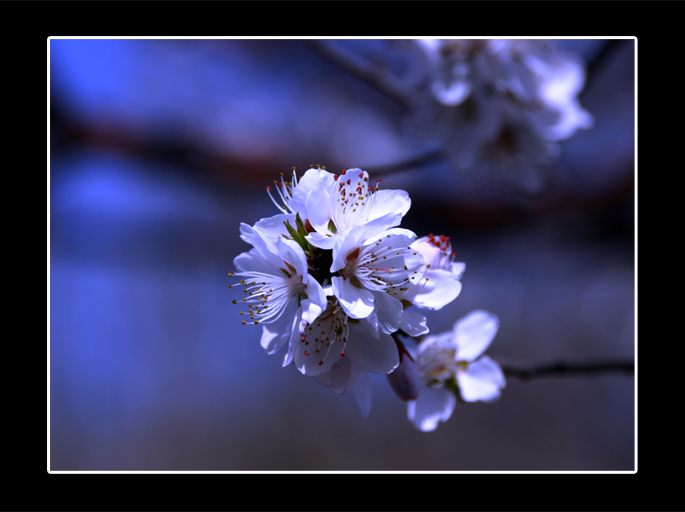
[231,166,468,419]
[411,39,593,191]
[403,233,465,311]
[330,225,424,325]
[292,167,412,250]
[407,310,505,432]
[231,220,327,363]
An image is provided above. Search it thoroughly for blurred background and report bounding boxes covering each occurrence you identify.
[49,38,635,471]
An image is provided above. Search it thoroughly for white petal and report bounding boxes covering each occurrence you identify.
[372,227,417,242]
[288,167,336,217]
[313,356,357,394]
[416,331,454,357]
[370,291,403,335]
[294,337,342,376]
[457,355,506,402]
[359,311,380,339]
[330,225,366,273]
[367,189,411,222]
[260,299,299,355]
[238,222,277,261]
[356,212,404,242]
[331,276,375,319]
[351,370,373,418]
[305,188,332,233]
[281,308,305,367]
[306,230,337,250]
[252,213,297,251]
[407,386,456,432]
[453,310,499,362]
[410,269,463,311]
[275,237,308,278]
[344,321,399,374]
[398,309,429,337]
[233,248,278,275]
[300,277,327,325]
[450,261,466,280]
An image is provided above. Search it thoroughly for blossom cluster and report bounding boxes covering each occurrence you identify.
[411,39,593,191]
[230,166,503,427]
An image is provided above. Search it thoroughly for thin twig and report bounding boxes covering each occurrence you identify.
[301,39,416,109]
[365,147,445,176]
[500,360,634,381]
[583,39,630,93]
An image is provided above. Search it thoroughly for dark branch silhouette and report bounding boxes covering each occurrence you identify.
[301,39,416,109]
[499,360,634,381]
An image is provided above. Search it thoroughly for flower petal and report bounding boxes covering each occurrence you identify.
[356,211,404,242]
[398,309,429,337]
[238,222,277,261]
[453,310,499,362]
[259,299,299,355]
[367,189,411,222]
[294,337,342,376]
[305,230,338,250]
[344,321,399,374]
[313,356,357,394]
[275,236,308,278]
[450,262,466,280]
[457,355,505,402]
[370,291,403,335]
[409,269,463,311]
[300,277,327,325]
[407,386,456,432]
[233,248,278,274]
[330,225,366,273]
[304,187,332,233]
[288,167,336,218]
[252,213,297,252]
[331,276,375,319]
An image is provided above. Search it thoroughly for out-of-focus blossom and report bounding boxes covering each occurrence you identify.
[231,166,467,417]
[411,39,593,192]
[407,310,505,432]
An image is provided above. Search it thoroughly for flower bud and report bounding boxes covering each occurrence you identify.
[387,346,420,402]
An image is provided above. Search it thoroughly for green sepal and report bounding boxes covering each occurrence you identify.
[283,220,311,254]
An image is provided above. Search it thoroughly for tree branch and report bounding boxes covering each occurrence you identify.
[499,360,634,381]
[365,147,445,176]
[301,39,416,109]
